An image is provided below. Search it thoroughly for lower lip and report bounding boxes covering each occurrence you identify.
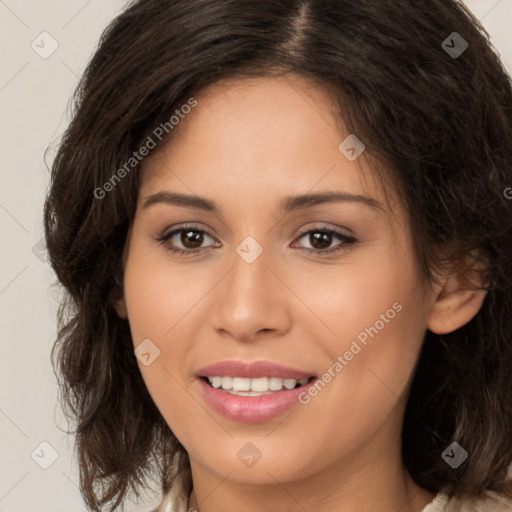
[197,378,316,423]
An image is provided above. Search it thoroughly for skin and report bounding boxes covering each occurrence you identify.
[114,74,487,512]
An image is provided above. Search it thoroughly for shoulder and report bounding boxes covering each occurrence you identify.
[151,470,191,512]
[422,490,512,512]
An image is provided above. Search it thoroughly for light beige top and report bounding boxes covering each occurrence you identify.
[422,491,512,511]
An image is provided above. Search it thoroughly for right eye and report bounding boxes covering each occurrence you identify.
[156,224,220,256]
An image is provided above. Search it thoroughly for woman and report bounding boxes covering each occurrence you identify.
[44,1,512,511]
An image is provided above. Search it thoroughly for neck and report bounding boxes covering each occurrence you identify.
[186,415,436,512]
[188,469,434,512]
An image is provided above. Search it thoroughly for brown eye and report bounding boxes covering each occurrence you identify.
[306,231,333,250]
[156,224,357,257]
[176,229,206,249]
[292,228,357,255]
[157,225,218,256]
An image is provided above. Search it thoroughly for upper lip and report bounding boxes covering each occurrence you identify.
[196,360,316,380]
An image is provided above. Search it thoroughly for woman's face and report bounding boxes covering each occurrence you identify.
[117,74,440,486]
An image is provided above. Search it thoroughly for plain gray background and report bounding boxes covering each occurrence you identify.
[1,1,511,511]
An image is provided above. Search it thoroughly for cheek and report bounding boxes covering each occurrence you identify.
[121,242,217,436]
[122,243,210,343]
[296,242,427,417]
[292,240,422,354]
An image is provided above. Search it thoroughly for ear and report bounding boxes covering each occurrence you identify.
[111,227,131,320]
[427,252,489,335]
[110,285,128,319]
[113,295,128,319]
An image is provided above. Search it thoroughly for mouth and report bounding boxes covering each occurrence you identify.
[195,360,318,423]
[200,375,316,396]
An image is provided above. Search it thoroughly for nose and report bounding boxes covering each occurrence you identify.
[210,242,293,343]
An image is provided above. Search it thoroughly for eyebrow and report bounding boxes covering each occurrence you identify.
[141,190,384,214]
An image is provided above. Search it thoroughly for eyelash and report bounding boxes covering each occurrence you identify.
[155,223,357,257]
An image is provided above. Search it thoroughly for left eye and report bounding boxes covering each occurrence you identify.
[156,225,357,256]
[292,228,357,253]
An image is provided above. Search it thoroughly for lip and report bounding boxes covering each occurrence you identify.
[195,360,317,423]
[196,360,315,380]
[197,377,317,423]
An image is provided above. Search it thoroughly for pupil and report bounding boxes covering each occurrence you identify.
[311,232,331,250]
[182,230,203,249]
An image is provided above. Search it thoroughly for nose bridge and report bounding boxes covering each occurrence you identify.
[210,236,290,339]
[227,238,273,312]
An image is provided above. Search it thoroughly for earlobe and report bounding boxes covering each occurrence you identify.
[109,284,128,319]
[427,262,488,335]
[111,237,130,319]
[113,296,129,319]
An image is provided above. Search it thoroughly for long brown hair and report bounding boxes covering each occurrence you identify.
[44,0,512,510]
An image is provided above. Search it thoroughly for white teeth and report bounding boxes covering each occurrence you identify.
[210,376,222,388]
[206,376,311,393]
[269,377,283,391]
[232,377,251,391]
[221,376,232,389]
[227,390,270,396]
[283,378,296,390]
[250,377,269,392]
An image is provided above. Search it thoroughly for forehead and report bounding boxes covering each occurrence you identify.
[139,74,401,218]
